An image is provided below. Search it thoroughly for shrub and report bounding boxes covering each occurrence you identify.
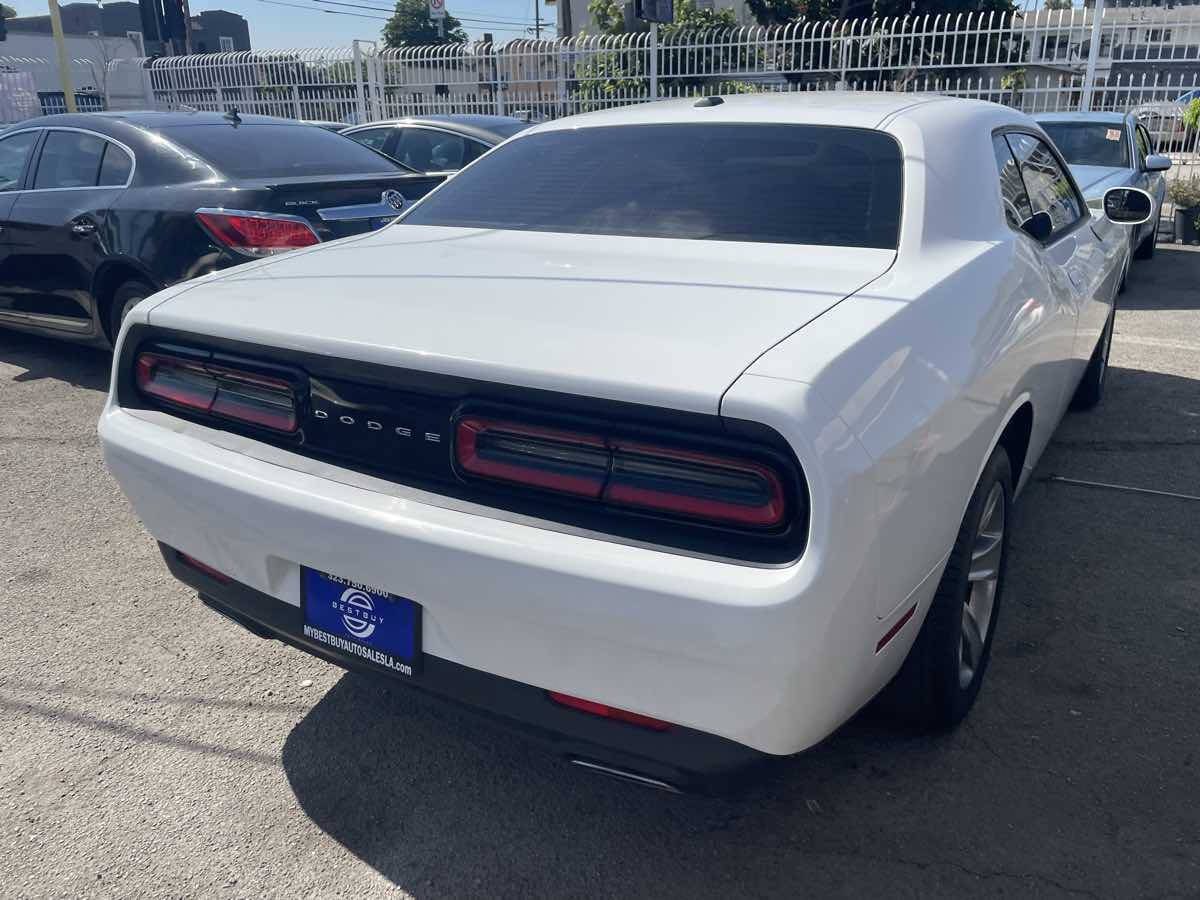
[1183,98,1200,133]
[1168,177,1200,209]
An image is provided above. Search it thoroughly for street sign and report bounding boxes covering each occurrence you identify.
[636,0,672,24]
[429,0,446,20]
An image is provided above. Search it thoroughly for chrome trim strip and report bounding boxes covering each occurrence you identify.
[0,309,93,333]
[316,202,400,222]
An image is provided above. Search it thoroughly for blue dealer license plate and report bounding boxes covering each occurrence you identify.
[301,568,421,677]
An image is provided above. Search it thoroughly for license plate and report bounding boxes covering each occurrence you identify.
[300,568,421,677]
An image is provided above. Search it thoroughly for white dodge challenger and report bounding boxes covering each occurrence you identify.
[100,94,1151,791]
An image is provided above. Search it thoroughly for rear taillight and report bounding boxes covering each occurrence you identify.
[195,209,319,257]
[136,351,298,433]
[548,691,673,731]
[454,415,788,530]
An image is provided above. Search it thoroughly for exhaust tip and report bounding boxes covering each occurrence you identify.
[568,758,682,793]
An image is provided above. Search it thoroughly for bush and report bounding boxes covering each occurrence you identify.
[1168,177,1200,210]
[1183,98,1200,134]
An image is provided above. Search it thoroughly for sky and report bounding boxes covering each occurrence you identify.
[4,0,561,48]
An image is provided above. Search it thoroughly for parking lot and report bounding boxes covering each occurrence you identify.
[0,246,1196,898]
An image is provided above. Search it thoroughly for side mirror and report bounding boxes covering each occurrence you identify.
[1144,154,1172,173]
[1020,210,1054,242]
[1103,186,1154,225]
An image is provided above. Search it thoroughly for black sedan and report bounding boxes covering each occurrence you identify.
[340,115,533,173]
[0,111,444,346]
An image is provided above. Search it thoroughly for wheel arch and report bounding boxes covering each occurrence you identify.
[93,259,160,345]
[981,395,1035,498]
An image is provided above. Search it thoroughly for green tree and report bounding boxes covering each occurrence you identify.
[382,0,467,47]
[1042,0,1072,9]
[0,4,17,16]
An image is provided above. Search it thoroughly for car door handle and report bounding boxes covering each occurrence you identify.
[71,220,96,235]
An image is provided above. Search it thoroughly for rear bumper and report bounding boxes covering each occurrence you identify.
[166,545,766,789]
[100,395,906,763]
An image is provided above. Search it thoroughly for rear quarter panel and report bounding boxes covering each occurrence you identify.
[737,106,1072,619]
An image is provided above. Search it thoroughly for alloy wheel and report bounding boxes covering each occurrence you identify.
[960,482,1005,688]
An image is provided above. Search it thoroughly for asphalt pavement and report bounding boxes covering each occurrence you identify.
[0,247,1197,899]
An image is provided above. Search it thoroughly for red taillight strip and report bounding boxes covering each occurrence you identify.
[455,416,609,498]
[454,414,789,530]
[606,441,787,528]
[875,603,919,653]
[548,691,672,731]
[136,351,298,433]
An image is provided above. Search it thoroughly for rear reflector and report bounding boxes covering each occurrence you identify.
[178,552,231,584]
[195,210,320,257]
[455,415,787,529]
[548,691,672,731]
[136,351,298,433]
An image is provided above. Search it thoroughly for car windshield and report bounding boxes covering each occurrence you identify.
[401,123,903,249]
[1040,122,1130,168]
[159,123,409,178]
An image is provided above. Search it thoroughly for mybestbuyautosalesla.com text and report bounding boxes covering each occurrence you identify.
[302,624,414,677]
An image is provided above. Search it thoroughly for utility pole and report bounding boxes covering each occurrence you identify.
[47,0,78,113]
[533,0,542,39]
[1079,0,1106,113]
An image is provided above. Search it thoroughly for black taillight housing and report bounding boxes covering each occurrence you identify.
[134,348,301,434]
[454,414,793,531]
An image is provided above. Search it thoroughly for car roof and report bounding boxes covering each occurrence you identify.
[6,111,327,132]
[345,114,530,142]
[1034,111,1129,126]
[527,92,996,135]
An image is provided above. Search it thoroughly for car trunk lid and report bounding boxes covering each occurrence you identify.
[147,226,895,414]
[248,173,446,239]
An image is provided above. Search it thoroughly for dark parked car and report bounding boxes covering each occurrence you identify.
[0,111,444,346]
[341,115,533,173]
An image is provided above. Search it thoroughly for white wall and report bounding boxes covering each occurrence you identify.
[1,32,140,93]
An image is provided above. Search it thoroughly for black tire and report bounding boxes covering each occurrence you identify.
[1071,304,1115,411]
[107,278,155,344]
[881,446,1012,731]
[1134,230,1156,260]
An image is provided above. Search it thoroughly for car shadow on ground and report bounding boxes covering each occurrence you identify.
[0,330,111,393]
[1122,244,1200,311]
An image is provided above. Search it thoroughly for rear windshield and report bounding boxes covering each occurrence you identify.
[1040,123,1130,168]
[402,123,903,249]
[159,123,405,178]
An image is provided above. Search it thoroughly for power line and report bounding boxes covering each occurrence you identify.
[258,0,389,20]
[310,0,553,26]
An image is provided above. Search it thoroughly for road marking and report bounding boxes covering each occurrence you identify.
[1047,475,1200,503]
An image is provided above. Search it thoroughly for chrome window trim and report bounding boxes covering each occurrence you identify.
[11,126,137,194]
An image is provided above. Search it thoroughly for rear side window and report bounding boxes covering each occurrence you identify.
[98,142,134,186]
[992,135,1034,231]
[1005,132,1083,237]
[0,131,39,192]
[34,130,106,189]
[159,124,405,178]
[403,123,904,249]
[348,126,392,153]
